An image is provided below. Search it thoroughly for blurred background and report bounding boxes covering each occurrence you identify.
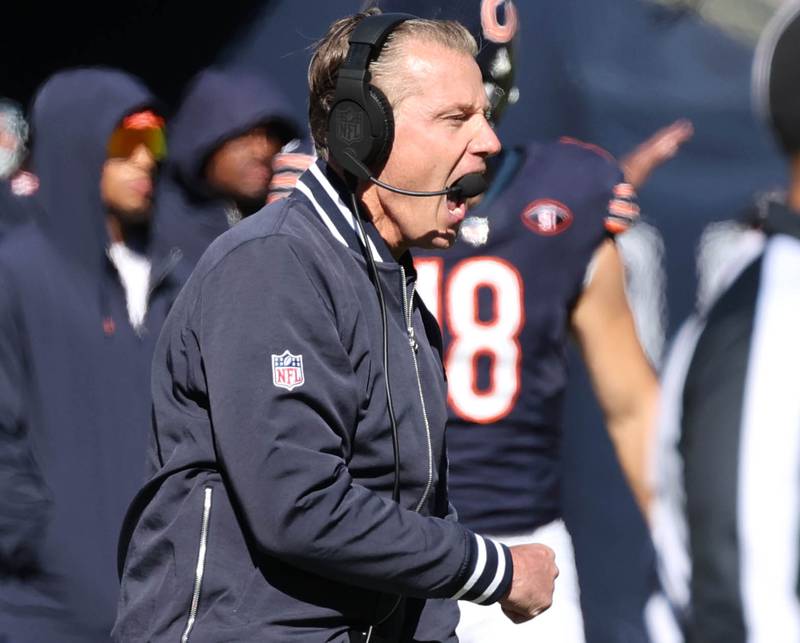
[1,1,790,640]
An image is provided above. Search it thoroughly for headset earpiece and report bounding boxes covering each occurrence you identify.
[328,98,374,181]
[366,85,394,170]
[327,13,415,182]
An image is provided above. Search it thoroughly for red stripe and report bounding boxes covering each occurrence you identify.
[559,136,616,162]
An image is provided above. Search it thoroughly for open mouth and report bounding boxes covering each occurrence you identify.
[445,167,488,223]
[446,172,475,223]
[446,193,467,223]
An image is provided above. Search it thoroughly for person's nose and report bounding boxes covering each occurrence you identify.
[470,116,502,158]
[130,143,156,171]
[251,133,273,161]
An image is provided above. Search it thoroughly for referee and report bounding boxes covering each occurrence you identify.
[652,4,800,641]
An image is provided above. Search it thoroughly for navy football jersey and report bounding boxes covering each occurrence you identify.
[415,139,629,534]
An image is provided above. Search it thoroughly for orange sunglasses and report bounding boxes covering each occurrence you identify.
[107,110,167,161]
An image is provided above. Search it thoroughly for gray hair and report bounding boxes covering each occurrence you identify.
[0,100,29,178]
[308,9,477,158]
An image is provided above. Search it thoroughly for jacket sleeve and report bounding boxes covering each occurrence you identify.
[197,235,511,605]
[0,264,51,573]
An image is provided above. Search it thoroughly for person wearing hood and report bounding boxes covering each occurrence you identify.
[0,68,182,642]
[154,67,299,271]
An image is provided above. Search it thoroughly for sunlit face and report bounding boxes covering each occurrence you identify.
[205,126,284,203]
[101,143,157,222]
[361,39,501,257]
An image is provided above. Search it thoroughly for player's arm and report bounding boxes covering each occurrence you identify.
[570,239,658,517]
[620,119,693,190]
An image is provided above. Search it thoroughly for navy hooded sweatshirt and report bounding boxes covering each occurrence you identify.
[154,67,298,272]
[0,68,183,642]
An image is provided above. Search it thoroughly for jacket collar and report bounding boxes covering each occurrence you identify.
[295,159,396,264]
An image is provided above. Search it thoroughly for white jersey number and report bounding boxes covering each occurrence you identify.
[416,257,524,424]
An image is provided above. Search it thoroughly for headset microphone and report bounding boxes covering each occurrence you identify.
[444,172,488,200]
[368,171,488,200]
[341,150,489,200]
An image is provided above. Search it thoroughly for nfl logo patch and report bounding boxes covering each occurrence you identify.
[271,350,304,391]
[521,198,573,236]
[336,104,364,146]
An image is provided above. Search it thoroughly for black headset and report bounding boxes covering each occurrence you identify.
[327,12,488,203]
[326,13,420,512]
[327,12,416,183]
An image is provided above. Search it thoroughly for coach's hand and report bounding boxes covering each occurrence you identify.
[498,544,558,624]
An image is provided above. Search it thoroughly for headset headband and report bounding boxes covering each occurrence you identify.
[328,13,417,181]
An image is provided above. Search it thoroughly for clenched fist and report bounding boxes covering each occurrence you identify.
[499,543,558,624]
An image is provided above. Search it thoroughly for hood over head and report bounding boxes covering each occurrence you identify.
[30,67,158,273]
[168,67,299,196]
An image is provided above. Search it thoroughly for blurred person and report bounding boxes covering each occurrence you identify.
[265,138,316,204]
[652,2,800,641]
[0,68,182,642]
[0,99,38,238]
[0,100,26,180]
[154,67,299,271]
[114,11,559,642]
[369,1,692,641]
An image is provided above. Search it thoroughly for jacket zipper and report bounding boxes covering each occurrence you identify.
[400,266,434,513]
[136,246,182,338]
[108,245,182,339]
[147,246,182,303]
[180,486,212,643]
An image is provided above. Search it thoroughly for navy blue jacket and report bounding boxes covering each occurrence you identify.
[154,67,298,271]
[0,69,182,642]
[115,161,513,642]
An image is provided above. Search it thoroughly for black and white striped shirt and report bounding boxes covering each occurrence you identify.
[653,202,800,642]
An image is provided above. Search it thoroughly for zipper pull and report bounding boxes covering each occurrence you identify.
[408,326,419,353]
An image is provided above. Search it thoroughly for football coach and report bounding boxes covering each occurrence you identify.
[114,9,558,642]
